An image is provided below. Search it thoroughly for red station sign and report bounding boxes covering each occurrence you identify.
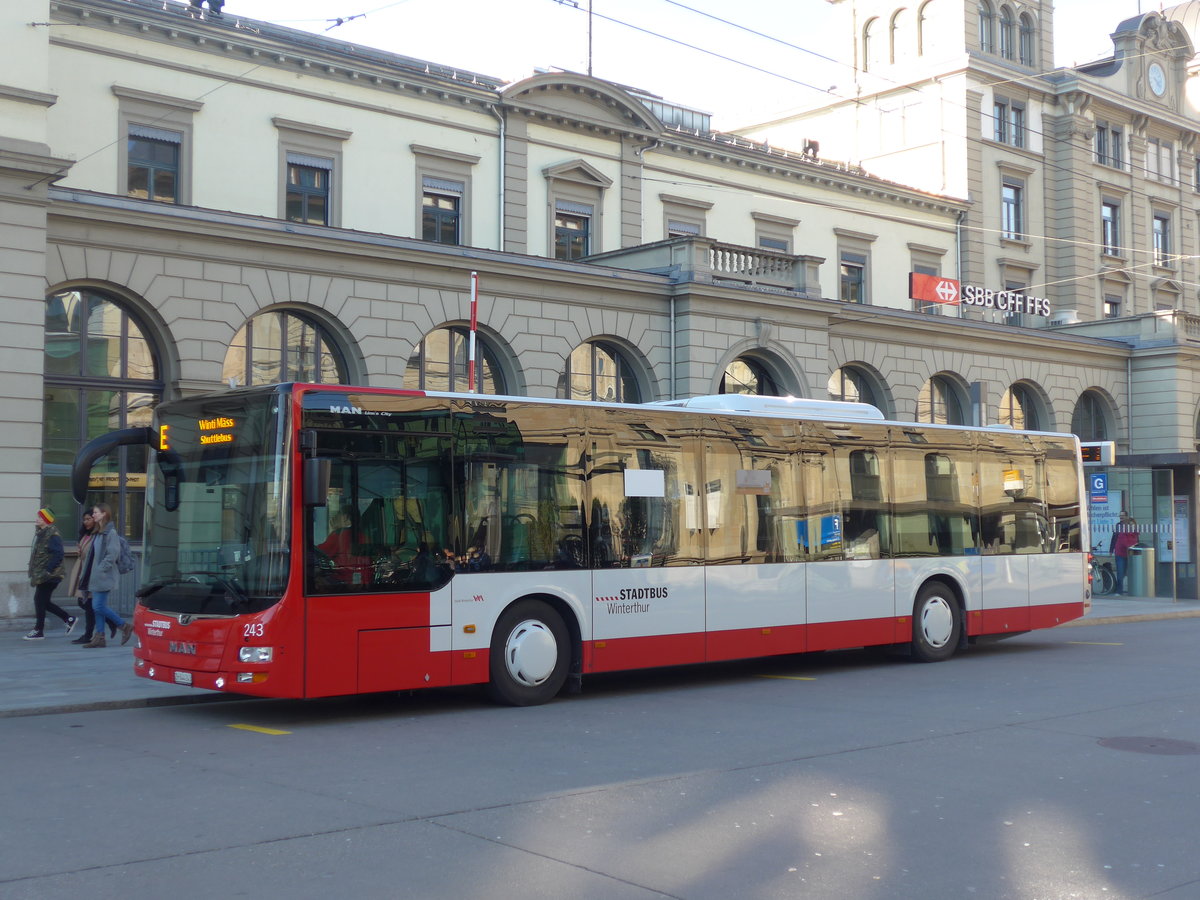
[909,272,962,305]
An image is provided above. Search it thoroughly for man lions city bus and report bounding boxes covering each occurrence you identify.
[72,385,1088,706]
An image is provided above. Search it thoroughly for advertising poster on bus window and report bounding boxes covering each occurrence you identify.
[821,514,842,552]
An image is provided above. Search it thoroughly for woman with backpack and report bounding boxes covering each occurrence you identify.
[79,502,133,648]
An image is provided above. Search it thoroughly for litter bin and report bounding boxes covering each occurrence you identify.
[1127,544,1155,597]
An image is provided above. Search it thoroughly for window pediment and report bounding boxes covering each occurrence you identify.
[503,73,663,135]
[543,159,613,189]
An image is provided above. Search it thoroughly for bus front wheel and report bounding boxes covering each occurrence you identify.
[911,582,961,663]
[486,599,569,706]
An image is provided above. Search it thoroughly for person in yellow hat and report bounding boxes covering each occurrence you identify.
[24,507,77,640]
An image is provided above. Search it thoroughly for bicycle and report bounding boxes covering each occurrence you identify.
[1091,555,1117,595]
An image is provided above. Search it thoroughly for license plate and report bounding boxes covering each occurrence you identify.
[173,671,193,686]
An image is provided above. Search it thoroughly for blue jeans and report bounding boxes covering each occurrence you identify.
[1115,555,1128,593]
[92,590,125,631]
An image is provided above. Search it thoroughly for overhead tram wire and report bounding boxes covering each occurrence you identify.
[33,3,1197,296]
[549,0,847,101]
[635,172,1200,298]
[646,0,1194,203]
[24,0,421,192]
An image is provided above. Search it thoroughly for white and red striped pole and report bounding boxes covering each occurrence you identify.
[467,271,479,393]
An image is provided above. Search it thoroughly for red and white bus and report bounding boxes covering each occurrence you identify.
[72,384,1088,705]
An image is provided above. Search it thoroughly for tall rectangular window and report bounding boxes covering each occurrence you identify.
[421,176,463,244]
[1101,201,1120,255]
[1103,294,1121,318]
[1003,280,1027,327]
[993,99,1025,148]
[1153,214,1172,267]
[1001,179,1024,240]
[1095,122,1124,168]
[285,153,332,226]
[912,262,941,315]
[127,126,181,203]
[839,252,868,303]
[554,202,592,260]
[1146,138,1173,183]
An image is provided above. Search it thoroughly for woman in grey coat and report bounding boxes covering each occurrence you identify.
[79,503,133,648]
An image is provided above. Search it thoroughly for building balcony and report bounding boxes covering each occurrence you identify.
[1051,308,1200,348]
[587,237,824,299]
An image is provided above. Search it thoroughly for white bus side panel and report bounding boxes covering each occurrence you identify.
[591,567,705,641]
[806,559,896,651]
[450,570,593,652]
[1028,552,1088,627]
[894,557,980,620]
[705,563,806,632]
[980,555,1030,634]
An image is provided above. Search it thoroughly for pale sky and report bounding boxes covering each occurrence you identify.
[216,0,1154,128]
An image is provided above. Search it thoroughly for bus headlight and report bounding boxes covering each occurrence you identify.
[238,646,274,663]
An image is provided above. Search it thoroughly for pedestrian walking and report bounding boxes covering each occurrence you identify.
[24,508,76,640]
[66,511,99,645]
[79,503,133,648]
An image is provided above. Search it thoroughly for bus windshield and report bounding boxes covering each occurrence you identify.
[141,389,291,615]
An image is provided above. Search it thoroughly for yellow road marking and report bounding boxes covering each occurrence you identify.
[228,723,291,735]
[1067,641,1124,646]
[758,674,817,681]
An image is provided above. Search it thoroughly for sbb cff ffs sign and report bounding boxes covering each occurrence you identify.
[909,272,961,305]
[908,273,1054,317]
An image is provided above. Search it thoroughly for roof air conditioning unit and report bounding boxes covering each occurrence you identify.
[1049,309,1080,326]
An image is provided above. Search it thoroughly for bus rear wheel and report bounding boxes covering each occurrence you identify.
[486,599,569,706]
[911,582,961,663]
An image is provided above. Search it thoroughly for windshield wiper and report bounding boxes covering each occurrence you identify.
[135,572,251,609]
[182,571,252,608]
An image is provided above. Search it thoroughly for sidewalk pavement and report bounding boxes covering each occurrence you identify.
[2,595,1199,719]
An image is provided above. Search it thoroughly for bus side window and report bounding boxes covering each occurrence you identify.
[1042,444,1082,552]
[843,447,887,560]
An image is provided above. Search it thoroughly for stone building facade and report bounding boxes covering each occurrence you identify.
[1,0,1192,617]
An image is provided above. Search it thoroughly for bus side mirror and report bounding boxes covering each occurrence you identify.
[304,458,331,507]
[157,449,185,512]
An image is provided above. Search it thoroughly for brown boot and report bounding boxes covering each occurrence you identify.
[120,623,134,645]
[83,633,106,648]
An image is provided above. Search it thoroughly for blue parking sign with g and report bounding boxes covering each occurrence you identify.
[1089,472,1108,504]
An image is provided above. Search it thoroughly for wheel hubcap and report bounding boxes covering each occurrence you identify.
[920,596,954,648]
[503,619,557,687]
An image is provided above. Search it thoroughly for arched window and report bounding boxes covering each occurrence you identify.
[978,0,995,53]
[863,17,878,72]
[1071,391,1110,441]
[998,5,1016,58]
[405,325,504,394]
[918,0,935,56]
[223,309,347,387]
[1018,13,1036,65]
[720,358,778,396]
[558,341,640,403]
[890,9,910,64]
[918,375,965,425]
[998,383,1041,430]
[43,288,163,534]
[828,366,880,408]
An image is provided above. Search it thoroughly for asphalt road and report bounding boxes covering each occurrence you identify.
[3,618,1200,900]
